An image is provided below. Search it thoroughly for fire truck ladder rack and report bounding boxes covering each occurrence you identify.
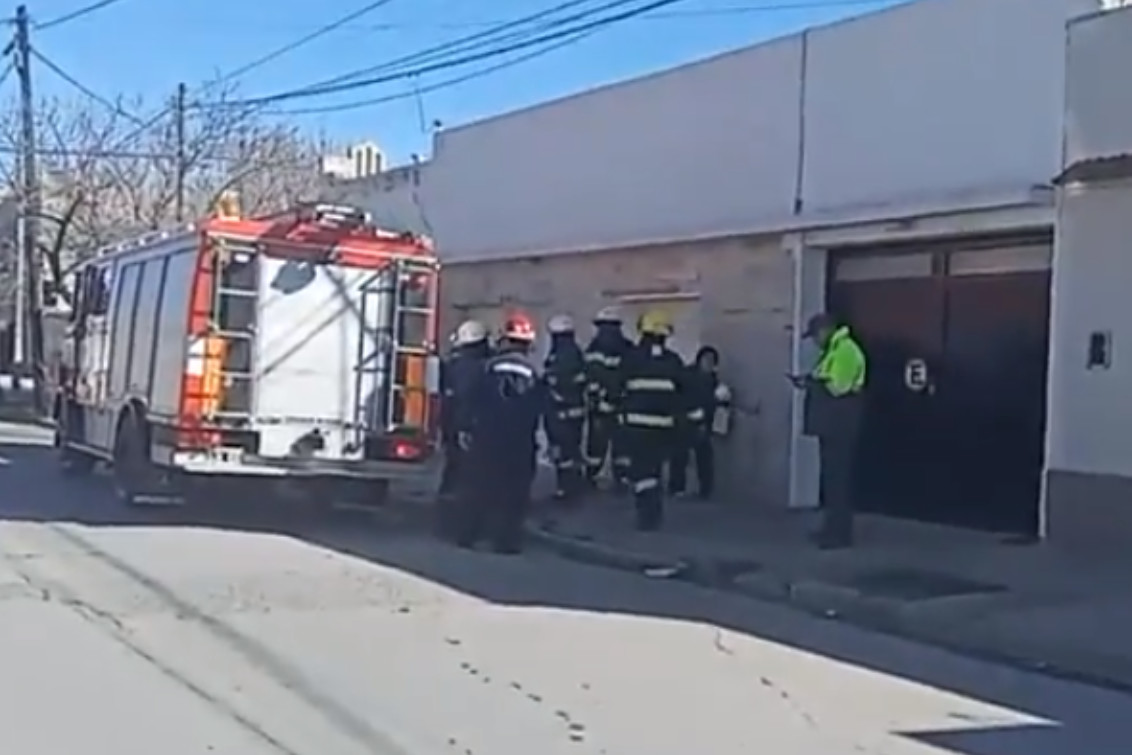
[352,268,395,440]
[207,240,261,424]
[386,260,433,433]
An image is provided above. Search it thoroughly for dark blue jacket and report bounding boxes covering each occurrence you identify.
[468,350,543,464]
[440,343,489,440]
[544,335,587,422]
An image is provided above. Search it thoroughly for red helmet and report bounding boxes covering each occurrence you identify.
[502,311,537,342]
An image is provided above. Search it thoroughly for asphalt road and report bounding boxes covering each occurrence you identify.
[0,420,1130,754]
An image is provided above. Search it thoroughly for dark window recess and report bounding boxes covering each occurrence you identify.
[90,266,112,315]
[398,271,432,309]
[397,311,430,348]
[217,294,256,333]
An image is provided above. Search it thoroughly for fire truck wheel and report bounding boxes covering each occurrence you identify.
[112,415,156,506]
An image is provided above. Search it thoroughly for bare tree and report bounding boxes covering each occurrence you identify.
[0,82,324,303]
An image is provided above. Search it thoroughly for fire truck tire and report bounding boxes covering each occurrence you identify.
[112,413,157,507]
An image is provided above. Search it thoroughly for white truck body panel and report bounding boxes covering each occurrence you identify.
[253,257,389,459]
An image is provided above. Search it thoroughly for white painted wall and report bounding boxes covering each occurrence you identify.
[340,0,1100,264]
[1065,5,1132,164]
[425,38,804,263]
[322,164,433,237]
[801,0,1097,214]
[1048,182,1132,475]
[1047,4,1132,476]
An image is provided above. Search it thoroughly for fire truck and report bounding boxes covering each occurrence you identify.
[54,202,442,507]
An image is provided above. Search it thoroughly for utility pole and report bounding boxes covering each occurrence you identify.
[174,82,186,222]
[13,5,46,413]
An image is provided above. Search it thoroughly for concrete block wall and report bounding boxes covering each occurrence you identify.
[438,236,796,506]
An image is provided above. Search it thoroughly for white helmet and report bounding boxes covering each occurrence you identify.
[594,306,621,325]
[547,314,575,334]
[453,319,488,347]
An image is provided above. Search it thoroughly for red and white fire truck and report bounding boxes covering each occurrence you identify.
[54,202,442,507]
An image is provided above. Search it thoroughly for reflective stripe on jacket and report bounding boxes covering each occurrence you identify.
[619,342,685,430]
[584,333,632,413]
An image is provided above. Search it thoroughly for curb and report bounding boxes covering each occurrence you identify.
[525,523,1132,694]
[526,523,687,573]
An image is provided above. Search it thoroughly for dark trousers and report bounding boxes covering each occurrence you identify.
[585,413,630,482]
[454,456,533,553]
[434,442,464,540]
[438,441,464,495]
[668,429,714,497]
[817,428,858,546]
[548,417,585,498]
[625,427,668,530]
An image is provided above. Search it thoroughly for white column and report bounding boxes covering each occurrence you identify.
[786,234,826,509]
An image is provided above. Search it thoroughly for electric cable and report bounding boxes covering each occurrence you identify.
[30,47,147,125]
[216,0,401,83]
[272,28,602,115]
[215,0,691,109]
[294,0,604,94]
[35,0,126,31]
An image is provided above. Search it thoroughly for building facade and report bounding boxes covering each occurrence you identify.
[320,141,385,182]
[335,0,1104,539]
[1045,3,1132,551]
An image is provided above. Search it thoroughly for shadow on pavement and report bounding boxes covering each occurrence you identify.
[0,433,1125,755]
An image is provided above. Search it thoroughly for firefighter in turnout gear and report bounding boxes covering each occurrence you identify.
[583,306,633,488]
[544,314,588,502]
[620,309,687,531]
[436,320,491,539]
[456,311,543,554]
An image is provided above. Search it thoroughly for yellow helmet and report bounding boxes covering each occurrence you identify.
[638,309,673,336]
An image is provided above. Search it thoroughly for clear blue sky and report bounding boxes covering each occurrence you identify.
[21,0,906,164]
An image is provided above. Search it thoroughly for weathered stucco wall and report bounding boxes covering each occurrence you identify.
[439,236,796,506]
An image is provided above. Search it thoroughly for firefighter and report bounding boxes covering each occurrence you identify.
[436,320,490,537]
[668,345,724,500]
[791,312,867,549]
[544,314,588,502]
[583,306,633,489]
[620,309,686,531]
[456,311,543,554]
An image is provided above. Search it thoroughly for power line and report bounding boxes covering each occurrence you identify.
[0,143,307,165]
[293,0,888,99]
[0,61,13,90]
[215,0,687,109]
[245,0,897,32]
[217,0,401,83]
[295,0,602,94]
[113,0,408,155]
[30,46,147,125]
[35,0,126,31]
[272,29,603,116]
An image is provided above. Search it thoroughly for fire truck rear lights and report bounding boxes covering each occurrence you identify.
[392,440,421,459]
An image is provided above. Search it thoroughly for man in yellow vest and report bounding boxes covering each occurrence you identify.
[792,313,867,549]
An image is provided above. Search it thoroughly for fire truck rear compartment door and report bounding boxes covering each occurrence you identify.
[253,257,387,458]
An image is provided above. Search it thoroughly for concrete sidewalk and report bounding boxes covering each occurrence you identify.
[525,497,1132,691]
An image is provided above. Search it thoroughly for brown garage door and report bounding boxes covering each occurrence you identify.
[828,239,1050,535]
